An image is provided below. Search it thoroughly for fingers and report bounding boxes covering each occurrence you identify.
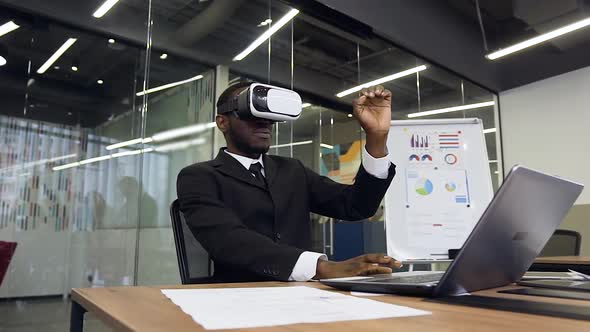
[362,253,403,269]
[360,85,391,99]
[358,263,392,276]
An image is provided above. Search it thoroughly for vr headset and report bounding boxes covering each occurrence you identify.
[218,83,302,122]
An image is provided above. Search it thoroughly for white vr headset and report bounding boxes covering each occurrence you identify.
[217,83,302,121]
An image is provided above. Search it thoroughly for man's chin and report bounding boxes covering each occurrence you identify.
[251,144,270,154]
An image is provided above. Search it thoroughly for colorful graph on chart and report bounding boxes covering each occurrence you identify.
[415,178,434,196]
[445,181,457,192]
[444,153,458,165]
[410,134,430,149]
[438,133,460,149]
[409,154,420,161]
[421,154,433,161]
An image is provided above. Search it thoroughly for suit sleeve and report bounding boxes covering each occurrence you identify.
[302,160,396,221]
[177,166,304,281]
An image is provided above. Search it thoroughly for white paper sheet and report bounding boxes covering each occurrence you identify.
[350,291,385,297]
[161,286,430,330]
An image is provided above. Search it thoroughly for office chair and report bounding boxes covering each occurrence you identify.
[170,199,215,284]
[539,229,581,257]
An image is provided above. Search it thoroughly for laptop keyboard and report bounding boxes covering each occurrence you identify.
[368,272,445,284]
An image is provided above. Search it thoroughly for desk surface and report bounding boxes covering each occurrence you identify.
[535,256,590,265]
[72,282,590,332]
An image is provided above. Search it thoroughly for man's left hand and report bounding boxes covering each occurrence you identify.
[353,85,392,135]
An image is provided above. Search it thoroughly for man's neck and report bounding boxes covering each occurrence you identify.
[225,147,261,160]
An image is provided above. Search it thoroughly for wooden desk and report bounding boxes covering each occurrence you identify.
[70,282,590,332]
[532,256,590,274]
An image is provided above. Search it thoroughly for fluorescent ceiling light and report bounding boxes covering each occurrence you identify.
[302,103,312,108]
[105,123,214,152]
[106,137,153,150]
[152,122,216,142]
[37,38,77,74]
[136,74,203,96]
[0,56,6,66]
[93,0,120,18]
[53,162,80,171]
[336,65,427,98]
[486,17,590,60]
[1,153,77,173]
[483,128,497,134]
[407,101,495,118]
[320,143,334,149]
[79,155,111,165]
[0,21,19,38]
[233,9,299,61]
[108,38,115,44]
[112,148,152,158]
[97,79,104,84]
[154,138,206,153]
[53,149,153,171]
[270,140,313,149]
[160,53,168,60]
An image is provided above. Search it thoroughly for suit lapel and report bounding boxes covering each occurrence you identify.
[263,154,278,188]
[212,149,267,191]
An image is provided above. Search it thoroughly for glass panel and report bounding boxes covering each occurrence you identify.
[0,1,150,331]
[0,4,502,329]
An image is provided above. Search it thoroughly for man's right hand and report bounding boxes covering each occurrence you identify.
[313,253,403,279]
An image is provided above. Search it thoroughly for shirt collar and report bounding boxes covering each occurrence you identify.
[224,149,264,170]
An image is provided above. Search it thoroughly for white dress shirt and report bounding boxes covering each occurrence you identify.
[224,146,391,281]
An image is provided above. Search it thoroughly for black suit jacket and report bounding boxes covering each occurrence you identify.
[176,148,396,282]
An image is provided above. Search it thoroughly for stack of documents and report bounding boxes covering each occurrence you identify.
[162,286,431,330]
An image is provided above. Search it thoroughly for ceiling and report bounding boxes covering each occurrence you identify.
[315,0,590,92]
[0,0,495,129]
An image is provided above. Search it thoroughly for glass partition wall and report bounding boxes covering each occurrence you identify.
[0,1,499,330]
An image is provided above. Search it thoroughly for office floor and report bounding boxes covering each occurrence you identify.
[0,297,112,332]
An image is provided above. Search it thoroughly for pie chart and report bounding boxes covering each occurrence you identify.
[415,178,434,196]
[445,182,457,192]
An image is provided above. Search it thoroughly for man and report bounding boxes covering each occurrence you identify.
[177,81,401,282]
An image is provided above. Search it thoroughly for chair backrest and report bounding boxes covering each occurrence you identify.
[170,199,214,284]
[539,229,581,257]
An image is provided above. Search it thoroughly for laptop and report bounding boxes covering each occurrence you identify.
[321,165,584,297]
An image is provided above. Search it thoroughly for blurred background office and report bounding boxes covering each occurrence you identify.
[0,0,588,331]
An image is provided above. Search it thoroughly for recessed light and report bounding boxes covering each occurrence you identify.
[336,65,427,98]
[97,79,104,84]
[71,66,78,72]
[0,21,20,38]
[160,53,168,60]
[486,17,590,60]
[93,0,120,19]
[54,66,60,70]
[233,9,299,61]
[0,55,6,66]
[407,101,495,118]
[36,38,77,74]
[347,114,353,118]
[108,38,115,44]
[136,74,203,96]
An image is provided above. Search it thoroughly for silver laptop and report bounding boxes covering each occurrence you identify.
[321,165,584,297]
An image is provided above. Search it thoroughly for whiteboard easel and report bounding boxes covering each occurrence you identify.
[384,118,493,262]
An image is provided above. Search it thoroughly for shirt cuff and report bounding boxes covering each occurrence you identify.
[362,145,391,179]
[288,251,327,281]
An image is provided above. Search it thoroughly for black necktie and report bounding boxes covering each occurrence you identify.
[249,162,266,187]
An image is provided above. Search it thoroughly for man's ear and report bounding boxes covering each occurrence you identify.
[216,114,229,133]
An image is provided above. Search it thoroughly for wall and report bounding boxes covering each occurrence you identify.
[499,66,590,254]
